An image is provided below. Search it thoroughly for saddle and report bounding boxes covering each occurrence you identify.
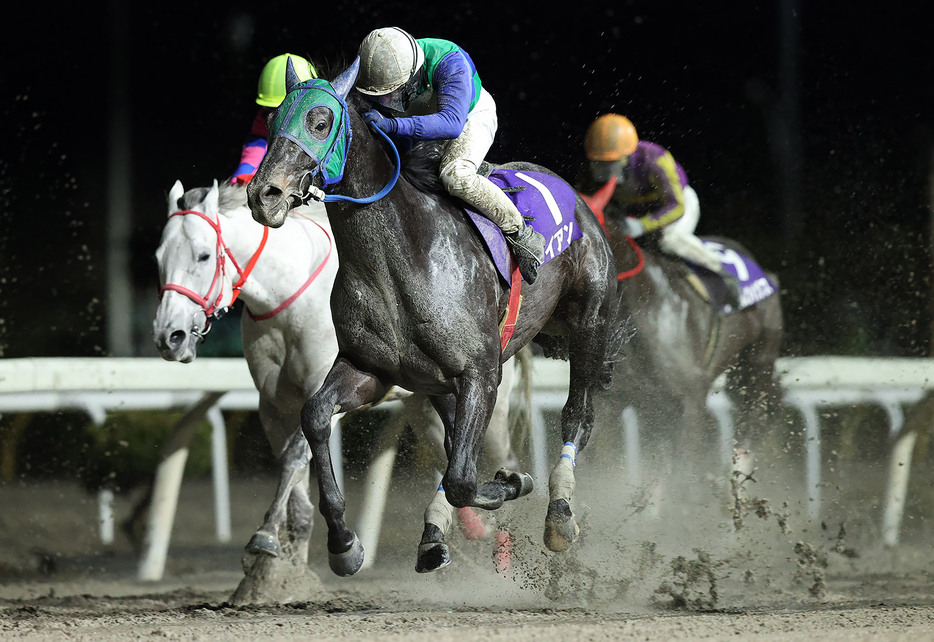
[618,236,777,314]
[463,168,582,285]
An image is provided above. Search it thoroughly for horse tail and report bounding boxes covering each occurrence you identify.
[602,290,635,390]
[508,346,535,463]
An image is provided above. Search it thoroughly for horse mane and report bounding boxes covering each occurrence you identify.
[343,87,446,196]
[217,181,249,212]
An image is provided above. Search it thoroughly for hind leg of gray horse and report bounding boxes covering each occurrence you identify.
[544,291,613,552]
[303,357,388,576]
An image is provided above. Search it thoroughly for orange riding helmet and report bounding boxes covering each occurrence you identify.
[584,114,639,161]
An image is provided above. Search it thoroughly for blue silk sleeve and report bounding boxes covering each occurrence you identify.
[392,52,472,140]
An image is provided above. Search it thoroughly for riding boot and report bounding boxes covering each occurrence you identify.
[505,223,546,283]
[722,272,743,309]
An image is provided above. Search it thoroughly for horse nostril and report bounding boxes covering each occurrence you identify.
[169,330,186,348]
[261,185,283,205]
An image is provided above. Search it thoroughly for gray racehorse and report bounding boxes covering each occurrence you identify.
[247,58,622,575]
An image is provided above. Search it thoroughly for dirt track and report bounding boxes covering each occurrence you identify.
[2,447,934,640]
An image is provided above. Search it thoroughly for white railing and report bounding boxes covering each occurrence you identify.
[1,355,930,578]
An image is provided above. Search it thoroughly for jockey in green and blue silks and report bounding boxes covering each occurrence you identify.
[230,53,317,186]
[354,27,546,284]
[580,113,742,304]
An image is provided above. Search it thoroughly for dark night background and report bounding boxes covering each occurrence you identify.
[0,1,931,360]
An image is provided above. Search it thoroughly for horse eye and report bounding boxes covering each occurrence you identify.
[306,106,334,141]
[198,253,211,262]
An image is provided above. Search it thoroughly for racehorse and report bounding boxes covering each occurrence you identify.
[246,57,622,576]
[581,182,784,498]
[152,179,528,593]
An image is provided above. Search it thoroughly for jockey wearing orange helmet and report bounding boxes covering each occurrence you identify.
[581,114,741,304]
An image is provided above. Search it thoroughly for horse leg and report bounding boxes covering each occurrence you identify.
[417,485,457,573]
[416,372,533,574]
[246,425,311,558]
[544,298,612,552]
[357,403,410,570]
[437,374,533,510]
[303,357,387,576]
[728,303,784,482]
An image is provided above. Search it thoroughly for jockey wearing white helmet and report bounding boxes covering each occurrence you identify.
[355,27,545,283]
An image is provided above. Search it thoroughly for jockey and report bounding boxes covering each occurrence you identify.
[230,53,318,186]
[581,113,742,305]
[353,27,546,283]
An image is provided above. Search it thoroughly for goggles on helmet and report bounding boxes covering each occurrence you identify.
[365,67,426,114]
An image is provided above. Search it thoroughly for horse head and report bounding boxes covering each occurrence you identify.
[248,57,360,228]
[153,179,233,362]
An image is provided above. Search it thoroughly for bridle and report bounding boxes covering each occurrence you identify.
[159,208,268,339]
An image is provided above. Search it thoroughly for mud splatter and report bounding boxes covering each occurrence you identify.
[654,549,721,610]
[792,541,828,599]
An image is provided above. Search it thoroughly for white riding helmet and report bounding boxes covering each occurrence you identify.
[356,27,425,96]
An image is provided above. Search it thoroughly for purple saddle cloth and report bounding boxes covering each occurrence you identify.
[690,239,778,312]
[463,169,583,284]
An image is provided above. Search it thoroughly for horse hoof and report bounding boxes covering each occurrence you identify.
[328,534,365,577]
[416,542,451,573]
[495,468,534,499]
[245,531,280,557]
[543,499,579,552]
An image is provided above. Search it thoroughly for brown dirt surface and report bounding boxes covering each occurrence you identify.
[2,441,934,640]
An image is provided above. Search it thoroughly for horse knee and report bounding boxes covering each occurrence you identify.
[300,397,332,445]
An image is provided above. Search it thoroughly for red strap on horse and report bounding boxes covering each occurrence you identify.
[616,236,645,281]
[579,178,618,234]
[500,257,523,351]
[228,226,269,307]
[248,219,334,321]
[579,180,645,281]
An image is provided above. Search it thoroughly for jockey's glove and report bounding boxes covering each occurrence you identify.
[363,110,398,135]
[622,216,645,238]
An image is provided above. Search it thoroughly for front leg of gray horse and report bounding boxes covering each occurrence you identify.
[416,384,534,573]
[246,426,311,557]
[304,358,386,576]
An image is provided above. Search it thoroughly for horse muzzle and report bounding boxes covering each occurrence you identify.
[247,181,293,228]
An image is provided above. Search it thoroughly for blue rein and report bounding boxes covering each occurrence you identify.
[322,125,400,204]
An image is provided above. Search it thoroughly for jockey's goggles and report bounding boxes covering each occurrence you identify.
[366,67,426,114]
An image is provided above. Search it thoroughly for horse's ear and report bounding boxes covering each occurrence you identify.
[168,180,184,216]
[205,180,219,215]
[285,56,302,94]
[330,56,360,101]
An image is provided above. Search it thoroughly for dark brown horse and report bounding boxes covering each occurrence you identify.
[247,58,623,576]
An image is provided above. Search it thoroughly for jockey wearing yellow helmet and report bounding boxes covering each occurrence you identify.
[580,113,741,304]
[231,53,318,186]
[353,27,545,283]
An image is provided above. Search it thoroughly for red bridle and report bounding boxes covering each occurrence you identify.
[159,209,269,335]
[158,208,334,336]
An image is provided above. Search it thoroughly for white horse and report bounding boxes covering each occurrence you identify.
[152,180,525,599]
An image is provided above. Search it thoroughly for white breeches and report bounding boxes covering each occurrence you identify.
[438,89,524,233]
[658,186,724,273]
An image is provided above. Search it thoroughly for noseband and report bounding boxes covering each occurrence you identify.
[159,209,268,338]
